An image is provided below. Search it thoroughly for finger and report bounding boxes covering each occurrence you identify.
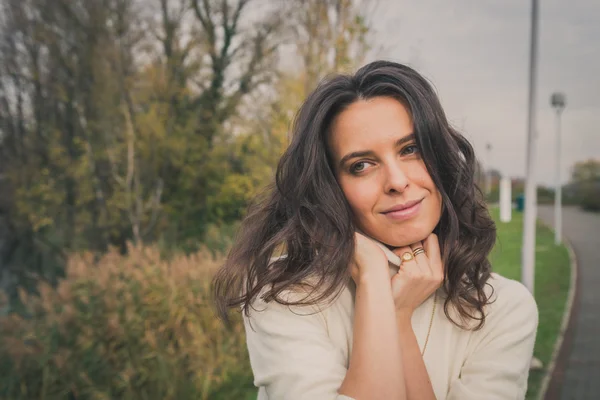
[393,246,423,274]
[424,234,444,277]
[410,241,432,274]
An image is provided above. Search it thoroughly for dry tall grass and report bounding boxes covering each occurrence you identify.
[0,244,253,400]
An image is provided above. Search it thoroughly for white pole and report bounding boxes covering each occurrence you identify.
[485,143,492,196]
[554,109,563,244]
[500,177,512,223]
[521,0,539,295]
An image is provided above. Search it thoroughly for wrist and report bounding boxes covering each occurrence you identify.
[395,309,413,328]
[356,268,390,286]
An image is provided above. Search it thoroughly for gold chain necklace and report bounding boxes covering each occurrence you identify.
[421,291,437,356]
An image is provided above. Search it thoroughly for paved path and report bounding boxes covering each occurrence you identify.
[538,205,600,400]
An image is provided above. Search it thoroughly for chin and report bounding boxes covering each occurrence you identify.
[383,226,433,248]
[360,215,439,248]
[388,236,425,248]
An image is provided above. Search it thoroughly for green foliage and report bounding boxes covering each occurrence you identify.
[0,245,253,400]
[0,0,374,309]
[536,186,555,205]
[484,179,566,206]
[569,159,600,211]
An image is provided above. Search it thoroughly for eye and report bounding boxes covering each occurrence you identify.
[350,161,373,174]
[401,144,419,156]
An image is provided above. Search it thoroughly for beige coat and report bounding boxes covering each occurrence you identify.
[243,241,538,400]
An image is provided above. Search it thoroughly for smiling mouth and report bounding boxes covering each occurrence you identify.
[381,199,423,221]
[382,198,423,213]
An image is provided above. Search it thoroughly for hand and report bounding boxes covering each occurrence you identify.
[390,233,444,319]
[350,231,390,284]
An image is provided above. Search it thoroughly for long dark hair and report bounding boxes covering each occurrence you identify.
[213,60,496,329]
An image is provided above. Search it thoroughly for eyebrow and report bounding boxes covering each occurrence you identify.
[338,133,416,168]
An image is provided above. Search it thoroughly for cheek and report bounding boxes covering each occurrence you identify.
[410,162,433,185]
[431,190,443,218]
[410,165,442,208]
[339,178,379,215]
[427,181,443,215]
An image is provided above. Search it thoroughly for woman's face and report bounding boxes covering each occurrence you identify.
[328,96,442,247]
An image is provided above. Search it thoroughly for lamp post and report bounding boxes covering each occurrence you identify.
[551,93,566,245]
[521,0,539,295]
[522,0,545,372]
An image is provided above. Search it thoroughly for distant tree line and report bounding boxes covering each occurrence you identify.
[479,159,600,212]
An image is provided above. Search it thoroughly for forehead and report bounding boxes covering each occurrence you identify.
[329,97,414,157]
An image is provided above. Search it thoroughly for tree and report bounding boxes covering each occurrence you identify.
[144,0,285,241]
[0,0,376,297]
[570,159,600,211]
[290,0,371,94]
[0,0,291,294]
[202,0,374,228]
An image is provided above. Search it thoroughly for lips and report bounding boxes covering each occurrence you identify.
[381,198,424,222]
[382,199,423,214]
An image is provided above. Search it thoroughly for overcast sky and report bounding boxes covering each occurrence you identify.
[368,0,599,186]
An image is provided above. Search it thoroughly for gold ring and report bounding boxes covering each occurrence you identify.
[401,252,414,262]
[413,247,425,257]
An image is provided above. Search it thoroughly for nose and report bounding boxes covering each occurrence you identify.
[383,161,409,194]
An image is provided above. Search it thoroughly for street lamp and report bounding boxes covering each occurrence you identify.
[522,0,544,372]
[551,92,566,245]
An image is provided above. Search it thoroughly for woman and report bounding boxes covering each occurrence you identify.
[213,60,538,400]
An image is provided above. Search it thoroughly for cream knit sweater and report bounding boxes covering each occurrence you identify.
[243,241,539,400]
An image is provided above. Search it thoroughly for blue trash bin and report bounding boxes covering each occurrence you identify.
[516,194,525,212]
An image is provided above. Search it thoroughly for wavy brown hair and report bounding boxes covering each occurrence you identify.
[213,60,496,329]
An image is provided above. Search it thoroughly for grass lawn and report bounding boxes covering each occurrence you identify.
[489,207,571,400]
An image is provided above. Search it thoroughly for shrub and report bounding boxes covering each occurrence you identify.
[0,245,254,400]
[570,159,600,212]
[577,179,600,212]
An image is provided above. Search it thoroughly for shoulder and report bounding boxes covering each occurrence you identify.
[242,284,355,400]
[244,279,354,333]
[445,274,539,399]
[481,273,538,329]
[487,273,537,310]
